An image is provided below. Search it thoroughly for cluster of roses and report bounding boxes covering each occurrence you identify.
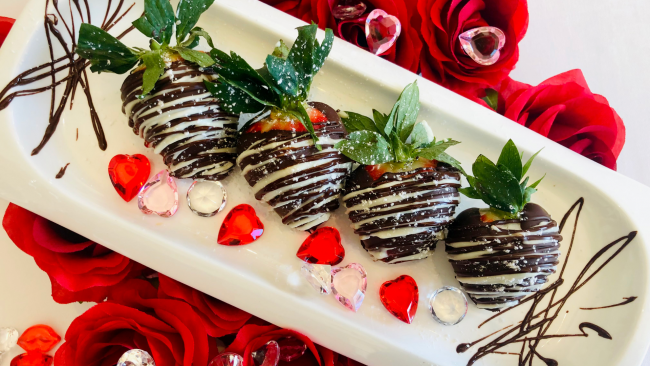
[262,0,625,169]
[3,204,362,366]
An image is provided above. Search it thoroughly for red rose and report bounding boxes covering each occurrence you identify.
[2,204,143,304]
[417,0,528,93]
[55,279,215,366]
[157,274,253,337]
[224,324,325,366]
[0,17,14,47]
[497,70,625,169]
[261,0,338,35]
[337,1,423,72]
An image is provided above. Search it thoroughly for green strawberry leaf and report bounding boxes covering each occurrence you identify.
[372,109,389,138]
[341,111,381,134]
[173,47,215,67]
[481,88,498,111]
[139,50,166,98]
[459,186,482,199]
[76,24,139,74]
[410,121,434,148]
[497,139,523,180]
[175,0,215,45]
[522,148,543,178]
[132,0,175,45]
[179,27,214,49]
[272,40,290,59]
[204,80,266,114]
[335,131,393,166]
[395,81,420,142]
[266,54,299,96]
[288,100,319,148]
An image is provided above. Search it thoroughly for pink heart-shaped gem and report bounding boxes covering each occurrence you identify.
[331,263,367,312]
[365,9,401,56]
[138,170,179,217]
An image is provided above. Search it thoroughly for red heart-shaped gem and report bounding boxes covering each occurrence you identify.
[10,353,53,366]
[365,9,402,56]
[17,325,60,353]
[296,227,345,265]
[108,154,151,202]
[379,275,419,324]
[218,204,264,246]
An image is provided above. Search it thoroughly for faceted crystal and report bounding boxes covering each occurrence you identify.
[10,353,52,366]
[277,337,307,362]
[365,9,401,55]
[331,263,367,312]
[187,180,227,217]
[458,26,506,66]
[17,325,60,353]
[208,353,244,366]
[301,263,332,294]
[380,275,419,324]
[217,204,264,246]
[331,0,366,20]
[428,286,468,326]
[296,227,345,265]
[250,340,280,366]
[117,349,155,366]
[0,327,18,355]
[138,170,179,217]
[108,154,151,202]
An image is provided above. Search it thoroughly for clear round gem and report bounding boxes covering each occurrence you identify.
[301,263,332,294]
[458,26,506,66]
[187,180,227,217]
[209,353,244,366]
[117,349,155,366]
[0,328,18,355]
[250,340,280,366]
[428,286,468,326]
[332,0,367,20]
[331,263,367,312]
[138,170,179,217]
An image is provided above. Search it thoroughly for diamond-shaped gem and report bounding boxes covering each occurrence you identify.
[250,340,280,366]
[187,180,227,217]
[331,263,367,312]
[138,170,179,217]
[365,9,401,55]
[209,353,244,366]
[458,26,506,66]
[301,263,332,294]
[0,328,18,355]
[117,349,155,366]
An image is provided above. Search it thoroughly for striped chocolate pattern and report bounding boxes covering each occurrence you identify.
[121,60,239,181]
[446,203,562,310]
[343,165,461,264]
[236,102,352,231]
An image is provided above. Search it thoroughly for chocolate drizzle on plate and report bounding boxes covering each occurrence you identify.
[55,163,70,179]
[457,198,638,366]
[580,296,637,310]
[0,0,135,155]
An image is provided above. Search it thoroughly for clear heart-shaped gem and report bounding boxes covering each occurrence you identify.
[209,353,244,366]
[187,180,227,217]
[331,263,367,312]
[458,26,506,66]
[0,328,18,355]
[365,9,401,56]
[117,349,155,366]
[331,0,366,20]
[138,170,179,217]
[250,340,280,366]
[301,263,332,294]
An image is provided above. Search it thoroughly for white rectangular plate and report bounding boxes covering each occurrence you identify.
[1,1,650,365]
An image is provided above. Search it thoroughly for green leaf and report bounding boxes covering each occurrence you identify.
[384,100,398,137]
[335,131,393,165]
[265,54,299,96]
[175,0,215,44]
[472,156,523,213]
[481,88,498,111]
[204,80,266,114]
[523,187,537,207]
[272,40,290,59]
[528,174,545,189]
[410,121,434,148]
[497,139,523,181]
[415,139,460,161]
[522,148,543,178]
[313,28,334,75]
[180,27,214,49]
[139,50,166,97]
[391,133,410,162]
[372,109,389,138]
[340,112,381,134]
[459,186,482,199]
[395,81,420,143]
[433,152,465,174]
[286,24,317,99]
[174,47,215,67]
[76,24,139,74]
[289,101,320,148]
[132,0,175,45]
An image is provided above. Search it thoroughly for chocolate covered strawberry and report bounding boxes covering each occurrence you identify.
[76,0,239,180]
[206,25,352,231]
[446,140,561,311]
[337,82,463,264]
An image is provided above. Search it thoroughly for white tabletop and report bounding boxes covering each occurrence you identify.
[0,0,648,365]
